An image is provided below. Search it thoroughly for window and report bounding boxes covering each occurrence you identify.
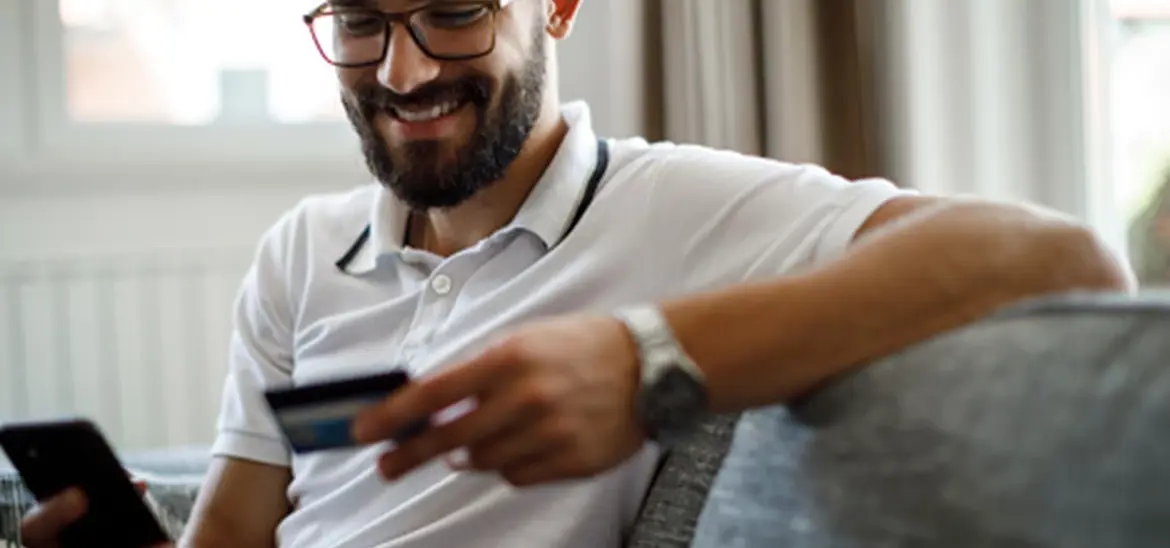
[8,0,360,168]
[57,0,344,125]
[1107,0,1170,286]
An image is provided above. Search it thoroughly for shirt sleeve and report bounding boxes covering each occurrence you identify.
[643,144,914,292]
[210,215,298,467]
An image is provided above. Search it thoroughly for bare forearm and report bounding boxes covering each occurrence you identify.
[663,200,1135,412]
[179,458,291,548]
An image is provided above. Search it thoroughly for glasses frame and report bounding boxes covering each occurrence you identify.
[303,0,511,67]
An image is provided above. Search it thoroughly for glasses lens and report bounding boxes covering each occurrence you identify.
[410,3,495,59]
[311,10,386,66]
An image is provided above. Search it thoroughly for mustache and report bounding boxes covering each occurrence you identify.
[351,76,493,114]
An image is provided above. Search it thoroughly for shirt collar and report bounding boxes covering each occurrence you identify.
[343,184,411,274]
[507,101,601,248]
[343,101,600,274]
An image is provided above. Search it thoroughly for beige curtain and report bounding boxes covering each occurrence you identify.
[643,0,1104,238]
[644,0,885,181]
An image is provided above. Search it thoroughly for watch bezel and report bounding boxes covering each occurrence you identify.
[615,305,709,443]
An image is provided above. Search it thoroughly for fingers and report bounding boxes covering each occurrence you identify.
[484,419,647,487]
[20,488,87,548]
[127,471,147,495]
[466,418,567,472]
[499,451,578,488]
[376,389,523,479]
[353,343,517,444]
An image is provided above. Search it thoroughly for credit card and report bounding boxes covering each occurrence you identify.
[263,370,428,453]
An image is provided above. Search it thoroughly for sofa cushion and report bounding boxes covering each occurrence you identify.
[692,292,1170,548]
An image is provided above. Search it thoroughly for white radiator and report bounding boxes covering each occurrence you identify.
[0,249,254,452]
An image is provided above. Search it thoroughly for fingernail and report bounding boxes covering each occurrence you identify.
[445,449,470,470]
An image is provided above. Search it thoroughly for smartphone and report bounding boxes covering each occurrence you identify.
[0,418,170,548]
[264,369,428,454]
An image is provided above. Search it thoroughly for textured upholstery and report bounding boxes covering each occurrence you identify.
[690,292,1170,548]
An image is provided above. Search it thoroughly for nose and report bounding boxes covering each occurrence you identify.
[377,23,441,95]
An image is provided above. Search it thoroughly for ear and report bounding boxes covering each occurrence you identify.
[546,0,582,40]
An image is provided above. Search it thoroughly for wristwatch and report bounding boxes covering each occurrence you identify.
[614,305,709,447]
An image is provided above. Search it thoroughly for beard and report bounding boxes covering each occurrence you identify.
[341,23,548,211]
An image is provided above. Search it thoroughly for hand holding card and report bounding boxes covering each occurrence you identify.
[263,370,429,454]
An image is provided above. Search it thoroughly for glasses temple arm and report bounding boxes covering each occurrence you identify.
[304,2,329,21]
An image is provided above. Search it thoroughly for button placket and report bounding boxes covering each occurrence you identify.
[402,269,458,353]
[401,249,486,371]
[431,274,453,295]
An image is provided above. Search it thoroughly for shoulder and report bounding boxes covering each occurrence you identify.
[601,138,899,209]
[260,184,374,251]
[605,138,809,190]
[595,139,909,280]
[599,138,893,209]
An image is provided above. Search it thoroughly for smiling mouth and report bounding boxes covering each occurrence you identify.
[389,99,467,123]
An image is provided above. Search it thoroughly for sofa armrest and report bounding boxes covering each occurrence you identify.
[624,413,739,548]
[693,292,1170,548]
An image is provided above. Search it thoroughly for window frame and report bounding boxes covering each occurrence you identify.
[0,0,29,158]
[1093,0,1170,271]
[1080,0,1124,253]
[4,0,362,180]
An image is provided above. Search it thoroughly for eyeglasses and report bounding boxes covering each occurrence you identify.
[303,0,515,67]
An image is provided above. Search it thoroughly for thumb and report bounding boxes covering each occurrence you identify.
[21,488,87,546]
[130,476,147,496]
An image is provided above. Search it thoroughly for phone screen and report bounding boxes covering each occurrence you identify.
[0,419,171,548]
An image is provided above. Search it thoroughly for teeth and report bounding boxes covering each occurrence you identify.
[393,101,461,122]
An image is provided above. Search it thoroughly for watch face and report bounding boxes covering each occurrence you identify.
[641,367,706,432]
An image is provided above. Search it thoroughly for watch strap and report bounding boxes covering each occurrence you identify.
[615,306,705,381]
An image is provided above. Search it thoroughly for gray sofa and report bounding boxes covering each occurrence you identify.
[4,292,1169,547]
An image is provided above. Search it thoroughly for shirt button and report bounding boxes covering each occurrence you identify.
[431,274,453,295]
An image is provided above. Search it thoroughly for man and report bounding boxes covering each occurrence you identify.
[20,0,1133,547]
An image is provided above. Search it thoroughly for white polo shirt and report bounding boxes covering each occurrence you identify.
[212,101,908,548]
